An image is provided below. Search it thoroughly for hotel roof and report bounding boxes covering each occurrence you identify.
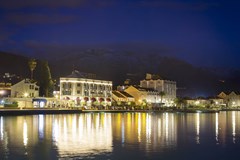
[112,91,125,98]
[66,70,96,79]
[119,91,134,98]
[133,85,157,92]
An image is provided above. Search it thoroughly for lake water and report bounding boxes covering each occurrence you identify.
[0,111,240,160]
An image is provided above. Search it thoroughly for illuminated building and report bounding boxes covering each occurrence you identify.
[124,85,161,105]
[218,91,240,108]
[140,73,176,106]
[112,91,135,104]
[11,78,39,98]
[60,70,112,107]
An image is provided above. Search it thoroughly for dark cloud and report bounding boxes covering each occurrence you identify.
[0,0,116,9]
[0,0,87,9]
[4,13,78,25]
[0,26,16,41]
[0,32,11,41]
[137,0,219,11]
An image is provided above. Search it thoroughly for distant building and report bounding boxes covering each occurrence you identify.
[217,91,240,108]
[0,82,11,97]
[140,73,176,106]
[60,70,112,107]
[186,98,210,107]
[11,79,39,98]
[124,85,164,106]
[217,92,227,99]
[112,90,135,104]
[0,72,22,98]
[116,79,132,91]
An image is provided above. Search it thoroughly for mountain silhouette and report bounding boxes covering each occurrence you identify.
[1,49,239,97]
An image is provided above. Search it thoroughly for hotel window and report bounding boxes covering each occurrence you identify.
[84,91,89,96]
[62,90,71,95]
[77,90,80,94]
[77,83,81,87]
[84,83,89,89]
[29,85,34,89]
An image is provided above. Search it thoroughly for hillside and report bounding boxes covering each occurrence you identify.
[48,49,232,97]
[1,50,239,97]
[0,51,29,78]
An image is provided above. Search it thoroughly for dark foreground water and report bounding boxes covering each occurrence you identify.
[0,111,240,160]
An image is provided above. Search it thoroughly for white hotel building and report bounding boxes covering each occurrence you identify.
[60,70,112,107]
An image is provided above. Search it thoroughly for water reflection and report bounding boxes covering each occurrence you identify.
[216,113,219,143]
[0,116,3,140]
[52,114,113,157]
[232,111,236,143]
[38,115,44,139]
[23,120,28,146]
[0,112,240,160]
[113,112,177,152]
[146,113,151,143]
[196,113,200,144]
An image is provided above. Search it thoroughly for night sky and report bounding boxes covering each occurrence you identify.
[0,0,240,68]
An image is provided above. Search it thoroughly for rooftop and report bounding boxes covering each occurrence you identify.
[119,91,134,98]
[133,85,157,92]
[66,70,97,79]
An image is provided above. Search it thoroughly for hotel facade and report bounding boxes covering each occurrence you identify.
[60,70,112,107]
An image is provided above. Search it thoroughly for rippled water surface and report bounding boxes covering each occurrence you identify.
[0,112,240,160]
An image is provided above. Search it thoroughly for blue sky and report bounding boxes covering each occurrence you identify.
[0,0,240,68]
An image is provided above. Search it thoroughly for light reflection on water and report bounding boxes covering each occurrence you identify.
[216,113,219,143]
[0,112,240,160]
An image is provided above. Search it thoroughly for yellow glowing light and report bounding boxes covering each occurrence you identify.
[195,101,200,105]
[24,93,29,97]
[0,90,5,95]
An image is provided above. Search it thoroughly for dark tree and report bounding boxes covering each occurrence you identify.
[28,59,37,80]
[36,60,54,97]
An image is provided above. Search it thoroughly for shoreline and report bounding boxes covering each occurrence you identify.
[0,108,234,116]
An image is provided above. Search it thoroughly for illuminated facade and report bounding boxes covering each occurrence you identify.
[218,91,240,108]
[11,79,39,98]
[112,91,135,104]
[60,70,112,107]
[124,85,163,106]
[140,73,176,106]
